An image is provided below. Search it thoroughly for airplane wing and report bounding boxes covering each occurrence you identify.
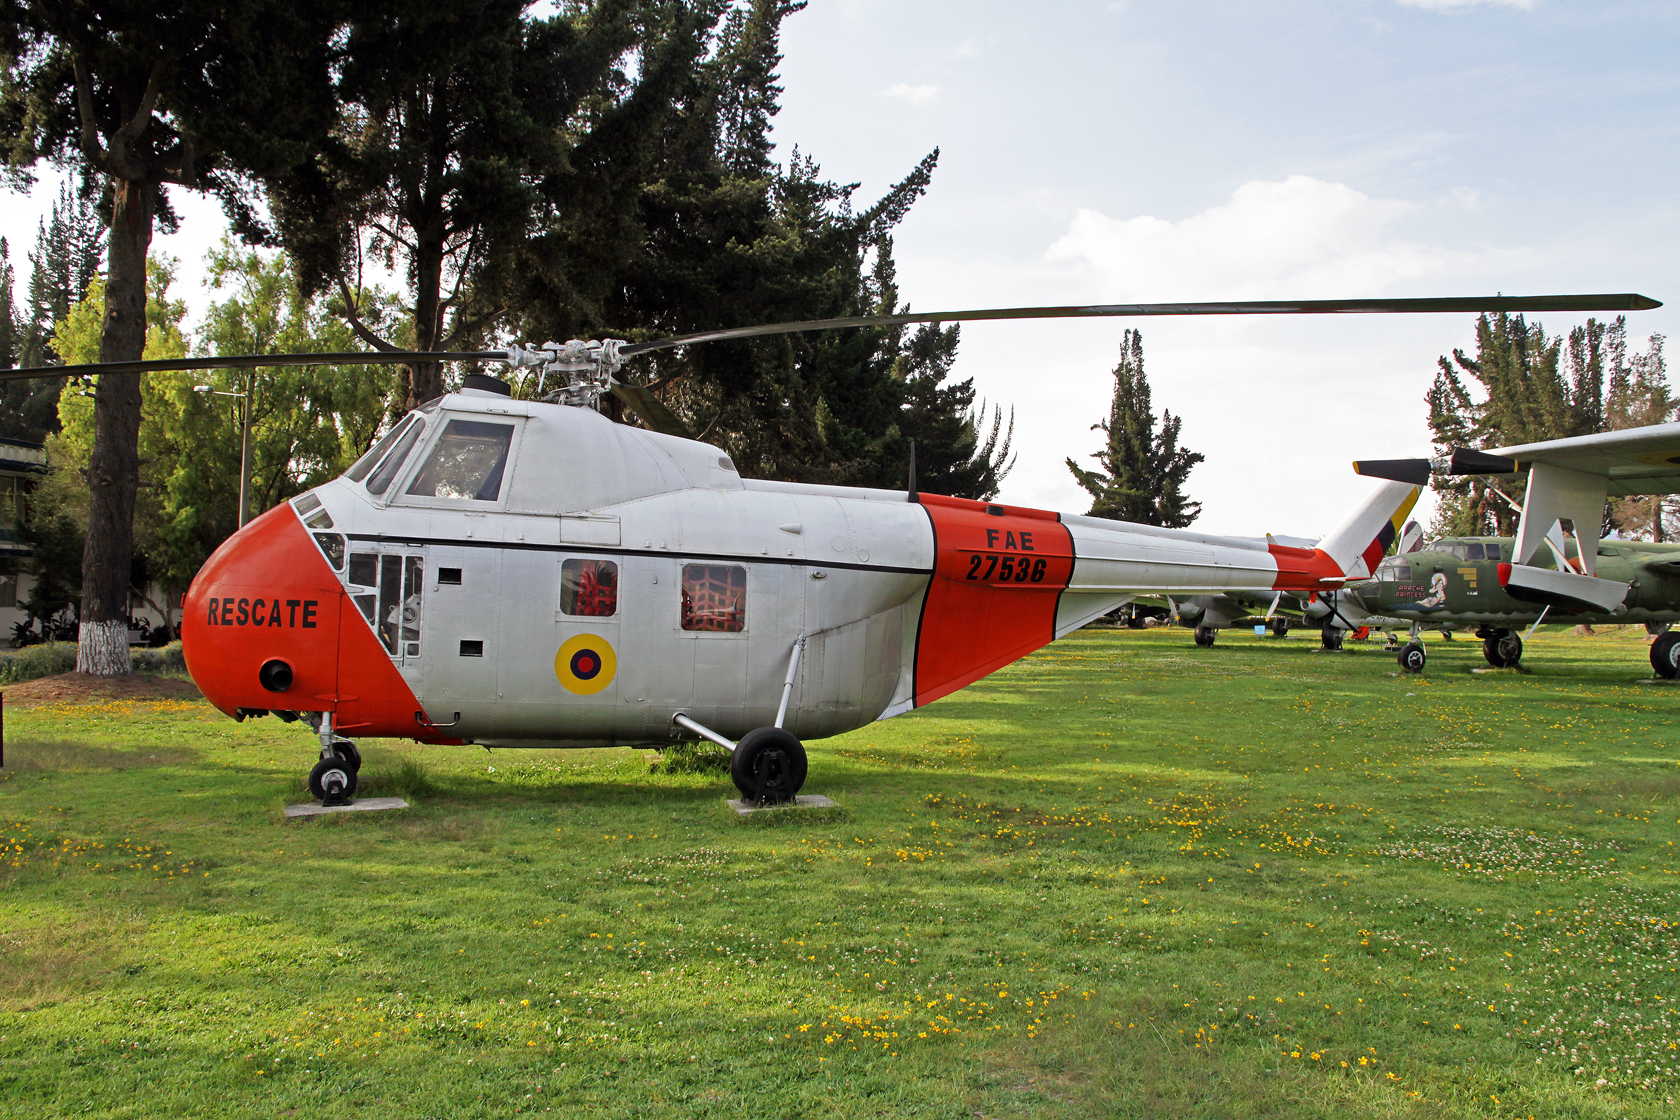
[1489,422,1680,497]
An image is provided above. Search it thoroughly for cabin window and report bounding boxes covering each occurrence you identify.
[406,420,515,501]
[561,559,618,616]
[1465,542,1486,561]
[314,533,345,570]
[347,550,424,657]
[682,564,746,632]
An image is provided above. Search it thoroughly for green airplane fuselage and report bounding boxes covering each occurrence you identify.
[1351,537,1680,626]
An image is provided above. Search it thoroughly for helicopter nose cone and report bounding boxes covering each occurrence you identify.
[182,503,345,717]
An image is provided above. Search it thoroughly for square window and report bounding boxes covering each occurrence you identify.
[681,564,746,632]
[438,567,463,585]
[460,640,484,657]
[561,559,618,616]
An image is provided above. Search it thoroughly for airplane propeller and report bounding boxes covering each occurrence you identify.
[2,292,1660,440]
[1353,448,1522,485]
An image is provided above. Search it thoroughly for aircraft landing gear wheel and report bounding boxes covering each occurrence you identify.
[731,727,807,805]
[1194,626,1217,648]
[1650,631,1680,679]
[1483,629,1523,669]
[1398,641,1427,673]
[1127,614,1147,630]
[309,757,357,806]
[330,739,362,772]
[1320,627,1343,651]
[1271,618,1290,638]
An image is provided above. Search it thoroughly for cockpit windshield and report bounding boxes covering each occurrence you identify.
[406,419,516,501]
[365,418,428,496]
[345,414,420,484]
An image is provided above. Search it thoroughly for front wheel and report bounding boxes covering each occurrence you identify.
[731,727,807,804]
[1271,618,1290,638]
[1321,627,1343,651]
[309,757,357,805]
[331,739,362,772]
[1397,641,1427,673]
[1194,626,1217,648]
[1483,629,1523,668]
[1651,631,1680,679]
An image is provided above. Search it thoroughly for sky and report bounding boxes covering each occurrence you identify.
[4,0,1677,539]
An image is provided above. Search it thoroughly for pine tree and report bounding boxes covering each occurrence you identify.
[1427,313,1668,537]
[0,184,106,441]
[0,237,16,369]
[1066,330,1203,527]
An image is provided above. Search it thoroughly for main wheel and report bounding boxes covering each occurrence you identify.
[331,739,362,772]
[1194,626,1217,648]
[1320,626,1343,651]
[1483,629,1523,668]
[1271,618,1290,638]
[1127,613,1147,630]
[309,757,357,805]
[1651,631,1680,679]
[730,727,808,804]
[1397,641,1427,673]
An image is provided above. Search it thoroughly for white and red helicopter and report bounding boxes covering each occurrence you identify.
[11,294,1657,804]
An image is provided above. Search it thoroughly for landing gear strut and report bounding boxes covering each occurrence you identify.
[307,712,360,806]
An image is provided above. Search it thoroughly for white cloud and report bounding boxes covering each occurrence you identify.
[1396,0,1536,11]
[1044,175,1480,300]
[881,83,940,106]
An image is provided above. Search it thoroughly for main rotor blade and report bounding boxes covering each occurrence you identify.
[0,350,507,384]
[618,293,1662,355]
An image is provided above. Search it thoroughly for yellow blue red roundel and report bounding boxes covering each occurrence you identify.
[555,633,617,695]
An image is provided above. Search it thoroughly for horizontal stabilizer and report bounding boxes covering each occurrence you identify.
[1497,562,1629,613]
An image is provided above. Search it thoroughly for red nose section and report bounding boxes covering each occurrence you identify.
[183,503,425,735]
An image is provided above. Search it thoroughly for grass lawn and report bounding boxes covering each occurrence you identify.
[1,625,1676,1118]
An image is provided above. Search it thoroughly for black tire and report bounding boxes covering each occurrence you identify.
[730,727,807,804]
[1320,626,1343,651]
[309,757,357,805]
[1271,618,1290,638]
[1194,626,1217,648]
[1127,614,1147,630]
[1397,641,1427,673]
[331,739,362,772]
[1651,631,1680,679]
[1483,629,1523,669]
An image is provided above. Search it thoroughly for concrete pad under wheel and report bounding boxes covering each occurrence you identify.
[284,797,410,819]
[729,794,837,816]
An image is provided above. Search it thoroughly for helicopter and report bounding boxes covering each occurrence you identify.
[7,293,1659,806]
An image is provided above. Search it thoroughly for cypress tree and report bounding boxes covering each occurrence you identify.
[1066,330,1203,527]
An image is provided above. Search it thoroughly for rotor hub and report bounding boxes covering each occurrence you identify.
[505,339,624,407]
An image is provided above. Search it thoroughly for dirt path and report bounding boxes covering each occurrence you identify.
[0,672,204,708]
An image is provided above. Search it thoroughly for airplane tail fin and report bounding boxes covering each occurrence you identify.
[1317,480,1423,579]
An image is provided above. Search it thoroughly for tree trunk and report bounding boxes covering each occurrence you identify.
[406,238,445,410]
[76,177,154,676]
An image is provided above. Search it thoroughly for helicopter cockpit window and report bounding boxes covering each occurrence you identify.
[406,420,515,501]
[682,564,746,632]
[346,414,420,484]
[346,551,423,658]
[561,559,618,617]
[365,418,427,496]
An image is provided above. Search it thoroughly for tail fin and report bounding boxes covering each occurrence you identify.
[1317,480,1422,578]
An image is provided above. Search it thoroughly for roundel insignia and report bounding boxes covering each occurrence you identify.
[555,633,617,695]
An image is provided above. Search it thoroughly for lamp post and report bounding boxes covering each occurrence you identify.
[194,370,254,528]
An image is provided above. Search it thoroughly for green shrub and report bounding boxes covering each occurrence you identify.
[130,642,187,675]
[0,642,77,684]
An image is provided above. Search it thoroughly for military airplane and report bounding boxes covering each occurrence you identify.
[6,293,1658,806]
[1336,534,1680,672]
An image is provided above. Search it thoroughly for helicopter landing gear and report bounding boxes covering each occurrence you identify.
[1270,617,1290,638]
[1320,626,1343,651]
[1397,641,1427,673]
[731,727,807,804]
[1482,628,1523,669]
[306,713,360,806]
[1194,626,1217,647]
[1652,632,1680,679]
